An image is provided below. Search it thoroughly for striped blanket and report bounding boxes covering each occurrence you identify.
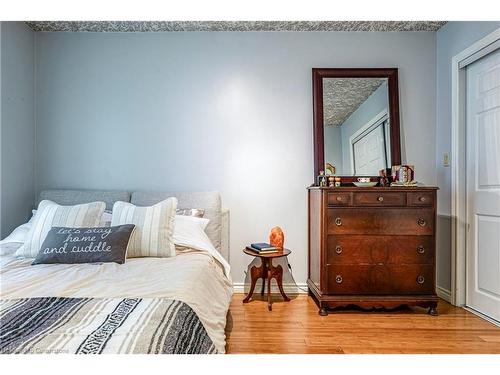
[0,297,217,354]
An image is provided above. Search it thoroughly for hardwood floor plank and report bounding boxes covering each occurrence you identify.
[225,294,500,354]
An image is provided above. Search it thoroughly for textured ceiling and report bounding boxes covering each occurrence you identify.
[323,78,387,126]
[25,21,446,32]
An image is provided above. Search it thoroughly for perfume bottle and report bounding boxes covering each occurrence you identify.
[318,171,326,187]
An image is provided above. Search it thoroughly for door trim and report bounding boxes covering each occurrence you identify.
[349,109,389,174]
[451,27,500,306]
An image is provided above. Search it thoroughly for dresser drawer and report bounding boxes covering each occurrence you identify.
[326,235,434,265]
[326,208,434,235]
[327,192,352,206]
[325,264,435,295]
[408,192,435,206]
[353,192,406,206]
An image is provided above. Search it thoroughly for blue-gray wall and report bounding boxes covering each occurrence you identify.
[340,81,389,173]
[0,22,35,238]
[435,22,500,293]
[35,31,437,285]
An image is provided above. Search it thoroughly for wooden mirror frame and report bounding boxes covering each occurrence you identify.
[312,68,401,184]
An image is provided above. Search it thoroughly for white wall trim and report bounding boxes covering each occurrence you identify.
[450,27,500,307]
[233,282,308,294]
[436,286,452,303]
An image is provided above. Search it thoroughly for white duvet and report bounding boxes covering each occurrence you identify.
[0,243,233,353]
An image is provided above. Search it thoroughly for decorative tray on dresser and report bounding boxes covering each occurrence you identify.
[307,186,439,316]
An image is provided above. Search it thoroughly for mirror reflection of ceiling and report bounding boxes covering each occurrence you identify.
[323,78,387,127]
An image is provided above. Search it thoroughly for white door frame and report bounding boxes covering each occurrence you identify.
[451,27,500,306]
[348,109,389,174]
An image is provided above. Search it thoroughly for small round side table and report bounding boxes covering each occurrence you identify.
[242,247,292,311]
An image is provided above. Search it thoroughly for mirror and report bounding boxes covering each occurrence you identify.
[312,68,401,183]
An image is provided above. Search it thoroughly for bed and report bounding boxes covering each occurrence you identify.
[0,190,233,354]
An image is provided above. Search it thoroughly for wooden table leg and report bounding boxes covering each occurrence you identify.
[243,264,264,303]
[267,259,272,311]
[243,256,291,309]
[275,264,290,302]
[260,259,267,296]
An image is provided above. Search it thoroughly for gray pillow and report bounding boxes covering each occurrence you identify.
[32,225,135,265]
[176,208,205,218]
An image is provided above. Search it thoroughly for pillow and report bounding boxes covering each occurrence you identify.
[0,210,37,245]
[100,210,113,227]
[0,223,31,245]
[173,214,230,276]
[32,225,135,265]
[174,215,210,251]
[28,209,37,223]
[15,200,106,258]
[111,197,178,257]
[176,208,205,218]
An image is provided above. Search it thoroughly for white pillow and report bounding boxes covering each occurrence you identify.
[173,214,230,276]
[15,200,106,258]
[28,209,37,223]
[0,210,37,245]
[111,197,178,258]
[0,223,31,245]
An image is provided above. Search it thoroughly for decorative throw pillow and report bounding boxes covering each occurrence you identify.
[32,225,136,265]
[176,208,205,218]
[100,210,113,227]
[15,200,106,258]
[111,197,178,258]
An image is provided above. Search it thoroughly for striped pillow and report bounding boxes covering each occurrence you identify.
[111,197,178,258]
[14,200,106,258]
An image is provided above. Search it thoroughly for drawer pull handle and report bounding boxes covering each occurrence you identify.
[417,218,426,227]
[417,245,425,254]
[419,196,426,202]
[335,218,342,226]
[336,196,342,202]
[335,245,342,254]
[417,275,425,284]
[335,275,343,284]
[377,196,384,202]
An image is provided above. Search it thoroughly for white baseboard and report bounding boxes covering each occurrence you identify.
[233,282,308,294]
[436,285,452,302]
[234,283,453,301]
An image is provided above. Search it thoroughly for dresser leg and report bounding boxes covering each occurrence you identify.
[319,307,328,316]
[428,306,438,316]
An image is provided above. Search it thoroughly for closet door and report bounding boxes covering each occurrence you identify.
[466,48,500,322]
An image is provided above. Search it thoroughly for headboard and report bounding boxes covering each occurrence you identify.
[39,189,130,211]
[38,189,230,261]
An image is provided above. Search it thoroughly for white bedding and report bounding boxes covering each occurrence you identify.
[0,243,233,353]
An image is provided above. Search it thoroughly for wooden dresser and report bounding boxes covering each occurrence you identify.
[307,186,439,316]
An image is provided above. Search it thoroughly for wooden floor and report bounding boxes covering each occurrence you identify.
[225,293,500,354]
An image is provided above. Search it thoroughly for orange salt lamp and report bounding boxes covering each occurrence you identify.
[269,226,284,249]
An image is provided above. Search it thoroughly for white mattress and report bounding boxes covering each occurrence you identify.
[0,244,233,353]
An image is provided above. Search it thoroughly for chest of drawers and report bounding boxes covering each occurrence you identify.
[307,186,439,316]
